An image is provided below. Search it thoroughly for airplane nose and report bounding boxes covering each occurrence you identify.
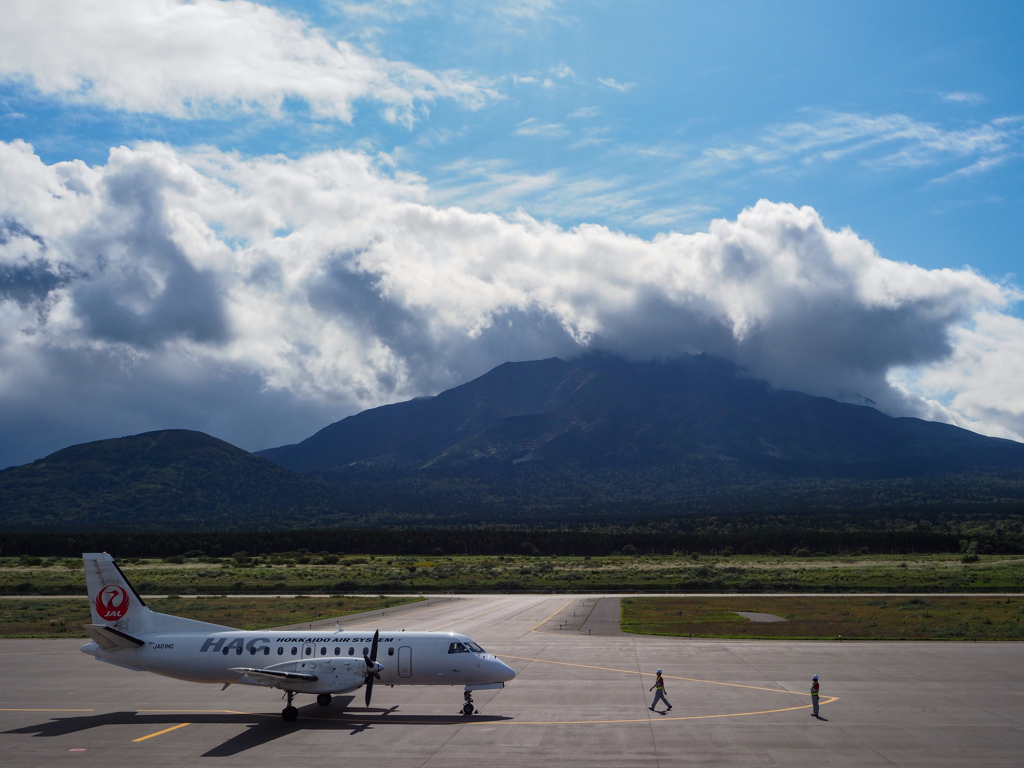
[497,658,515,682]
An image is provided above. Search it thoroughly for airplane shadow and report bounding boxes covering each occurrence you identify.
[4,698,513,757]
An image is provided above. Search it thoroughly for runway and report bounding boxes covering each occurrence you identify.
[2,594,1021,766]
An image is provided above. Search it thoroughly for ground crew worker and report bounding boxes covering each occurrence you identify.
[649,669,672,712]
[810,674,820,717]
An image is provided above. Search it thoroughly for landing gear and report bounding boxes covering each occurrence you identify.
[317,693,332,707]
[461,690,478,716]
[282,690,298,721]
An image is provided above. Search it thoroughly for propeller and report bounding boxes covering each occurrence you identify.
[363,629,380,707]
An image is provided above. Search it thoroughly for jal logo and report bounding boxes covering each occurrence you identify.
[95,585,129,621]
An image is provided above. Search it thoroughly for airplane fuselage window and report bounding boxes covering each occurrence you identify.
[291,647,297,656]
[334,647,340,656]
[388,646,395,656]
[348,647,354,656]
[277,647,283,655]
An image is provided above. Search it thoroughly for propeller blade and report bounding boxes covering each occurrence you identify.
[364,628,381,706]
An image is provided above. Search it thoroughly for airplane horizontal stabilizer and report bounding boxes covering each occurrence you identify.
[83,624,145,651]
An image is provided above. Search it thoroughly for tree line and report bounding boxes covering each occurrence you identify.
[2,510,1021,558]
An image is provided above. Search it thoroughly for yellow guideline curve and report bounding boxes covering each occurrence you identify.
[498,653,836,722]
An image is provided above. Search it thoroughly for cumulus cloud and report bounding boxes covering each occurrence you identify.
[0,139,1020,467]
[0,0,498,126]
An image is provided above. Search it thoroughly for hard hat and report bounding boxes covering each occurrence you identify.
[656,669,662,675]
[812,674,818,680]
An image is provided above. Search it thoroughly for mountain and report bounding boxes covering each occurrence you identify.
[0,430,339,531]
[4,356,1024,533]
[261,353,1024,478]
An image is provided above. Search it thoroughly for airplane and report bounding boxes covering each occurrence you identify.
[79,552,515,721]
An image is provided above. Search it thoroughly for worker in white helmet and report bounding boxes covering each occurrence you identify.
[649,669,672,712]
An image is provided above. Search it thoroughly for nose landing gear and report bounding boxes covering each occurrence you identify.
[461,690,478,716]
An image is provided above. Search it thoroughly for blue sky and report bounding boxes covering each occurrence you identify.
[0,1,1022,467]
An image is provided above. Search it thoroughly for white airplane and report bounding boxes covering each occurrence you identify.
[80,552,515,721]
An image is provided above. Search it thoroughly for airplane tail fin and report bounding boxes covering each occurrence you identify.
[83,552,150,633]
[82,552,234,636]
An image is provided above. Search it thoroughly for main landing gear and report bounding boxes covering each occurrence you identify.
[282,691,298,721]
[461,690,478,716]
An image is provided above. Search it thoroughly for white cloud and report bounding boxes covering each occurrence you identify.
[940,91,985,105]
[598,77,635,93]
[891,310,1024,441]
[695,110,1024,183]
[0,0,499,126]
[514,118,569,137]
[0,140,1020,467]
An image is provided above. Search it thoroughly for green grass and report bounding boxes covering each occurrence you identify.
[1,552,1022,595]
[621,596,1024,640]
[0,595,421,638]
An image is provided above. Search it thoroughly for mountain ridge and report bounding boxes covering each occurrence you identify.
[259,353,1024,478]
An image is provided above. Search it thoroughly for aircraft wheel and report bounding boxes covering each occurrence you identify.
[282,706,298,722]
[317,693,332,706]
[462,701,475,716]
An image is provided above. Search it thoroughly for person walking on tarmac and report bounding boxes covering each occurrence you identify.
[810,674,820,717]
[649,669,672,712]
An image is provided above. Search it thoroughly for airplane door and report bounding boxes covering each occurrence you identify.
[398,645,412,678]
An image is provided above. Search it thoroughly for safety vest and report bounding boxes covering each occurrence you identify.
[811,682,819,697]
[656,676,665,690]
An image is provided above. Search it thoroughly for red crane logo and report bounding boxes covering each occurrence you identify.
[95,585,129,621]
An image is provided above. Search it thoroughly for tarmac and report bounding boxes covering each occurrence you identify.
[2,594,1022,766]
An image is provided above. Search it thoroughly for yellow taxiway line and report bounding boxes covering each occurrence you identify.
[527,598,575,633]
[131,722,191,742]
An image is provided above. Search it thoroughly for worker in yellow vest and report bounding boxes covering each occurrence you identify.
[649,669,672,712]
[810,674,820,717]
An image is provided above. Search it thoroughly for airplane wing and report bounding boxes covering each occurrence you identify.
[229,667,319,686]
[83,624,145,651]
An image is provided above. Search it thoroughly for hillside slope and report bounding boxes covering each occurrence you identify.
[0,430,338,530]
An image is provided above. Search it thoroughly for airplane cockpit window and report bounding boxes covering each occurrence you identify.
[448,642,469,654]
[465,641,484,653]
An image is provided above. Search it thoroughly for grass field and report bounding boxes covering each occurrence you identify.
[0,595,420,639]
[2,552,1023,595]
[621,595,1024,640]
